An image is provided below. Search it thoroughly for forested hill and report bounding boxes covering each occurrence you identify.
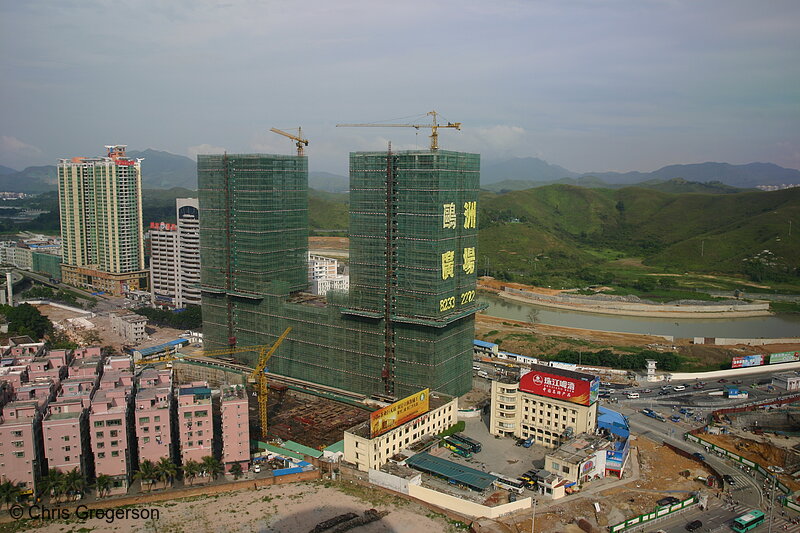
[477,184,800,278]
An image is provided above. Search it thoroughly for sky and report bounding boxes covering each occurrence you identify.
[1,0,798,175]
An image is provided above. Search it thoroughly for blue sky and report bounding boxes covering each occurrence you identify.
[1,0,798,175]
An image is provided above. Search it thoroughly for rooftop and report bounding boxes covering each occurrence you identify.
[347,391,454,439]
[548,434,611,464]
[527,362,596,383]
[405,452,497,491]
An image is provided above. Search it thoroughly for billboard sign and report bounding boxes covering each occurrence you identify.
[731,355,765,368]
[370,389,430,438]
[519,370,598,406]
[769,352,800,365]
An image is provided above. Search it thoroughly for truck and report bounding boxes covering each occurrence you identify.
[522,437,534,448]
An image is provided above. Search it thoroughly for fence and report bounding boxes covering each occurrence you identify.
[608,496,697,532]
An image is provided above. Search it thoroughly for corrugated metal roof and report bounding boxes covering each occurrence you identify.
[324,440,345,454]
[282,440,323,458]
[598,406,630,439]
[252,441,304,461]
[136,339,189,357]
[473,340,497,349]
[405,452,497,491]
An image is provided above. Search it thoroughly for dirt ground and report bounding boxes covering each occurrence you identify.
[700,432,800,492]
[504,436,717,533]
[309,236,349,251]
[2,481,461,533]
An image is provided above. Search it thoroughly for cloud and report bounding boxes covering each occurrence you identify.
[0,135,44,169]
[187,144,227,159]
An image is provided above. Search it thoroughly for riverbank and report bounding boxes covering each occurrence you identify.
[478,278,772,319]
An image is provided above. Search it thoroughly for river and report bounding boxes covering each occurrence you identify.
[478,293,800,339]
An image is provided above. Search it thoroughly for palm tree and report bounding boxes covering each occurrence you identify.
[64,468,85,501]
[201,456,223,480]
[95,474,112,498]
[133,460,158,492]
[0,480,21,509]
[182,460,201,486]
[156,458,177,489]
[41,468,67,504]
[229,462,243,480]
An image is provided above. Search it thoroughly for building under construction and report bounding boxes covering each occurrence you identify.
[198,149,481,399]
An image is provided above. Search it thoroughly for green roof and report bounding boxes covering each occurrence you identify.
[282,440,323,458]
[406,452,497,491]
[251,441,304,461]
[324,440,345,454]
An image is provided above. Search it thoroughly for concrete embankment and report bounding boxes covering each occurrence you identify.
[497,288,771,319]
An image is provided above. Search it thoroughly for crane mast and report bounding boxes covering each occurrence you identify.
[270,127,309,157]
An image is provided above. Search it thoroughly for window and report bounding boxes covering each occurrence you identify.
[106,419,122,427]
[154,425,161,432]
[111,451,119,457]
[63,436,70,442]
[64,456,70,462]
[96,442,105,449]
[98,452,105,459]
[96,431,104,439]
[184,412,192,418]
[552,462,559,470]
[110,430,118,437]
[154,415,160,422]
[195,410,207,417]
[143,437,150,443]
[562,465,570,473]
[11,430,23,437]
[12,441,24,448]
[12,452,24,458]
[139,417,150,424]
[64,446,71,452]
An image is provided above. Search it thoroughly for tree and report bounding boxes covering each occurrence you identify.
[0,480,22,509]
[526,308,540,332]
[201,456,223,480]
[182,460,201,486]
[46,329,78,350]
[41,468,67,503]
[155,457,177,489]
[228,462,243,480]
[134,460,158,492]
[63,468,85,501]
[95,474,112,498]
[0,303,52,340]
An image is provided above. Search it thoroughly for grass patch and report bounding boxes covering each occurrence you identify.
[770,301,800,314]
[328,480,408,508]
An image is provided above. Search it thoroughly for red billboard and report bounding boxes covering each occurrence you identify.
[519,369,598,406]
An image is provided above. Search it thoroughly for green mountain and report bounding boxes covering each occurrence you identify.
[484,177,747,194]
[0,165,17,175]
[128,149,197,189]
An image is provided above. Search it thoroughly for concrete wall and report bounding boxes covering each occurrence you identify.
[709,338,800,346]
[670,361,800,380]
[407,483,531,519]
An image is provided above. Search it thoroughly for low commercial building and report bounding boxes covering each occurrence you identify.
[473,339,500,358]
[110,313,147,344]
[545,434,612,487]
[772,372,800,392]
[344,390,457,472]
[489,364,599,449]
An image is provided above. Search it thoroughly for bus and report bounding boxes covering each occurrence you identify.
[490,473,525,494]
[731,510,765,532]
[442,438,472,458]
[449,433,482,453]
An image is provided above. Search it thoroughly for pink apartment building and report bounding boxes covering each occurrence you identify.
[220,385,249,473]
[134,369,173,464]
[89,372,132,494]
[0,400,41,497]
[177,382,213,464]
[42,400,86,473]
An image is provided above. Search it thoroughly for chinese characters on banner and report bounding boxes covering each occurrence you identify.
[438,201,477,312]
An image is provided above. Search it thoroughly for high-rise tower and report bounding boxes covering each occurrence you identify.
[58,145,147,295]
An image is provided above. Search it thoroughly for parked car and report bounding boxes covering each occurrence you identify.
[253,464,262,473]
[658,390,670,396]
[657,496,680,507]
[723,474,736,485]
[693,452,706,461]
[718,378,728,383]
[670,415,681,422]
[641,388,652,394]
[686,520,703,532]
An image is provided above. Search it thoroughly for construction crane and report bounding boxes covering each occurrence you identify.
[336,110,461,151]
[134,328,292,440]
[270,127,309,156]
[248,327,292,440]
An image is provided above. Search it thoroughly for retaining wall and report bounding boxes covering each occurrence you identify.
[407,483,531,519]
[670,361,800,381]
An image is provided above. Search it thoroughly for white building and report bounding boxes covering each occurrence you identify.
[772,372,800,391]
[149,199,201,309]
[308,253,349,296]
[110,313,147,344]
[344,391,457,472]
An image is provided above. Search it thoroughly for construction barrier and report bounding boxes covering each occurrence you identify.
[608,496,697,532]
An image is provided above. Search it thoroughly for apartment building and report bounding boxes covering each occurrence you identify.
[110,313,147,344]
[177,382,213,464]
[150,198,201,309]
[58,145,148,295]
[0,401,41,496]
[89,369,133,494]
[134,369,173,465]
[220,385,249,473]
[42,400,88,474]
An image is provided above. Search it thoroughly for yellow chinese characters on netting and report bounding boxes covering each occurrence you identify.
[438,202,477,313]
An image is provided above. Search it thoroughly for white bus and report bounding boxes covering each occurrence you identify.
[490,473,525,494]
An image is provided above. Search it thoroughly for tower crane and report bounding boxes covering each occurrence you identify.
[336,110,461,151]
[270,127,309,156]
[135,327,293,440]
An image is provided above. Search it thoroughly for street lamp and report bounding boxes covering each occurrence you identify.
[768,469,778,533]
[531,497,537,533]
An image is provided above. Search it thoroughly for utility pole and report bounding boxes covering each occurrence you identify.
[531,497,537,533]
[768,471,777,533]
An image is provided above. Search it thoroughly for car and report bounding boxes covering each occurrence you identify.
[679,408,689,414]
[642,408,654,415]
[723,474,736,485]
[253,464,262,473]
[718,378,728,383]
[693,452,706,461]
[641,388,652,394]
[670,415,681,422]
[627,392,640,399]
[515,438,525,447]
[673,385,686,391]
[658,390,670,396]
[657,496,680,507]
[732,379,743,384]
[686,520,703,532]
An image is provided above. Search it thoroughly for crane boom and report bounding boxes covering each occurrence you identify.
[337,110,460,150]
[270,127,309,157]
[249,327,292,440]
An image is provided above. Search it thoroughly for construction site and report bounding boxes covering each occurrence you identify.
[197,146,482,400]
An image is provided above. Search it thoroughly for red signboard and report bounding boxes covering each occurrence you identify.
[115,159,136,166]
[519,369,596,406]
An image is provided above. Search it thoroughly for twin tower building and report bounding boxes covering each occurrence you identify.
[198,148,483,399]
